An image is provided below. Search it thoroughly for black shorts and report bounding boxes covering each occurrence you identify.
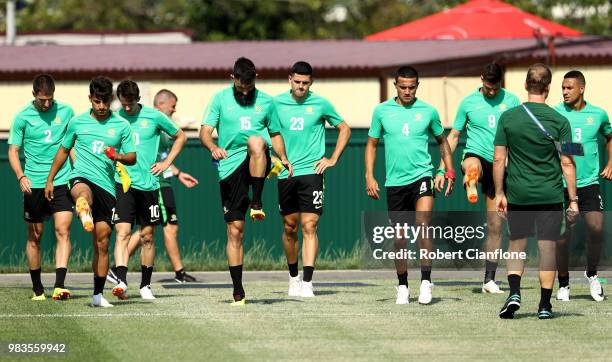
[23,185,73,223]
[69,177,116,226]
[564,184,603,212]
[278,174,324,215]
[386,177,434,212]
[114,183,161,226]
[159,186,178,225]
[463,152,495,198]
[219,151,272,223]
[506,203,564,240]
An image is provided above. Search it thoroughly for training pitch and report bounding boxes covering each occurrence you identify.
[0,270,610,361]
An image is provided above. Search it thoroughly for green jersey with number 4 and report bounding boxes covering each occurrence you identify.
[453,88,520,162]
[368,98,444,187]
[8,101,75,188]
[202,86,279,181]
[554,102,611,188]
[272,91,343,178]
[62,111,135,197]
[117,105,179,191]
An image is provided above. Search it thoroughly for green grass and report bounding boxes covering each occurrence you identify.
[0,276,610,361]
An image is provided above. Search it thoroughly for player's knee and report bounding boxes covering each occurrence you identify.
[27,230,43,244]
[54,226,70,243]
[116,229,131,243]
[247,136,265,155]
[227,225,244,243]
[141,232,154,247]
[284,221,298,236]
[301,220,318,236]
[95,238,109,253]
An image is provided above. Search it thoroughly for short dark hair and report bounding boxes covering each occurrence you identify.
[564,70,586,85]
[290,61,313,76]
[482,63,504,84]
[525,63,552,94]
[233,57,256,85]
[89,76,114,103]
[33,74,55,94]
[116,80,140,101]
[394,66,419,82]
[154,89,178,107]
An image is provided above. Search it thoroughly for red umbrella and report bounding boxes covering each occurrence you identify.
[366,0,582,40]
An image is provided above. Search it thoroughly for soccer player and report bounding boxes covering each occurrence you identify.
[200,57,292,305]
[440,63,520,294]
[494,64,578,319]
[110,80,186,300]
[554,70,611,302]
[272,61,351,297]
[8,74,75,301]
[44,76,136,308]
[365,65,456,305]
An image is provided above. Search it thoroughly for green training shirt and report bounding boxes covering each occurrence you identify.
[202,86,279,181]
[8,101,75,188]
[62,110,135,197]
[272,90,343,178]
[554,102,611,188]
[117,105,179,191]
[453,88,520,162]
[368,98,444,187]
[494,102,571,205]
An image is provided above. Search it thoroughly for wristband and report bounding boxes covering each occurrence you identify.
[18,175,26,182]
[444,169,456,180]
[176,170,182,177]
[436,168,446,176]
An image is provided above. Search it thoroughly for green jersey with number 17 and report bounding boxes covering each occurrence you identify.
[8,101,75,188]
[202,86,279,181]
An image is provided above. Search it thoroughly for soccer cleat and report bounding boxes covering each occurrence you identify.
[499,294,521,319]
[174,271,197,283]
[267,158,283,179]
[106,266,119,285]
[300,281,315,298]
[52,287,71,300]
[556,286,570,302]
[465,165,479,204]
[116,162,131,193]
[31,293,46,301]
[585,272,605,302]
[482,280,504,294]
[396,285,410,305]
[112,281,129,300]
[91,293,113,308]
[418,280,433,305]
[75,196,94,232]
[288,275,302,297]
[139,285,156,300]
[538,306,554,319]
[250,206,266,221]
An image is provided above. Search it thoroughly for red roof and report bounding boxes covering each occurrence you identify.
[366,0,582,41]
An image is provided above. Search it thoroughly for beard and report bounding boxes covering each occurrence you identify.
[233,86,256,106]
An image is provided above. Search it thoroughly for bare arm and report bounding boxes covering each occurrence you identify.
[561,154,577,201]
[115,151,136,165]
[44,146,71,200]
[314,121,351,174]
[199,125,227,160]
[435,133,455,195]
[365,137,380,200]
[270,132,293,177]
[493,145,507,214]
[439,128,461,170]
[600,134,612,179]
[8,145,32,194]
[151,129,187,176]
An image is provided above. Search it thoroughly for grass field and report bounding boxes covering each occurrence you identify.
[0,270,610,361]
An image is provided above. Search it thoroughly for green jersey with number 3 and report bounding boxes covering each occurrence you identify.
[453,88,520,162]
[117,105,179,191]
[554,102,611,188]
[8,101,75,188]
[202,86,279,181]
[272,91,343,178]
[62,111,135,197]
[368,98,444,187]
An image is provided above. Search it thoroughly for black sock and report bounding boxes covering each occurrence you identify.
[93,275,106,295]
[586,270,597,278]
[288,262,298,278]
[250,177,265,206]
[539,288,552,309]
[140,265,153,288]
[421,266,431,282]
[508,274,521,295]
[303,266,314,282]
[558,274,569,288]
[397,272,408,287]
[484,261,498,283]
[175,268,184,278]
[30,268,44,295]
[54,267,67,288]
[116,266,128,284]
[229,265,244,300]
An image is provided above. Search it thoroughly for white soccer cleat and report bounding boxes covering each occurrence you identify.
[418,280,433,305]
[300,281,315,298]
[139,285,156,300]
[585,272,605,302]
[288,275,302,297]
[395,285,409,305]
[482,280,504,294]
[556,286,570,301]
[91,293,113,308]
[112,281,128,300]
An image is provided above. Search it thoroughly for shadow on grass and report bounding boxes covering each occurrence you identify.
[375,297,462,304]
[511,311,585,319]
[162,283,232,289]
[221,298,302,305]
